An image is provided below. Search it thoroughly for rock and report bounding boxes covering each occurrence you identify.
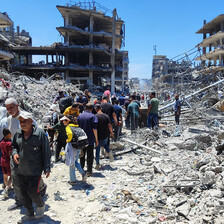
[207,189,223,198]
[201,171,216,185]
[214,166,223,173]
[194,134,212,146]
[176,203,190,217]
[182,139,197,151]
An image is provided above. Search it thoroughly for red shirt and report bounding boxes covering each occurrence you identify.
[0,139,12,166]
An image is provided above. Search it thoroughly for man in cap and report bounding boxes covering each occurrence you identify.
[5,98,47,211]
[12,111,51,223]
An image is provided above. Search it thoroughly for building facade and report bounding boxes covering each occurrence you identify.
[12,2,129,92]
[196,14,224,65]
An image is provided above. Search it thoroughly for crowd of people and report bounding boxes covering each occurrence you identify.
[0,89,181,223]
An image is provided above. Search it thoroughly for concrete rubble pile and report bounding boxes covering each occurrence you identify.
[0,70,84,123]
[2,69,224,223]
[85,121,224,223]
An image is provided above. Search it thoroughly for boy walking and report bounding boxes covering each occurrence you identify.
[0,128,13,199]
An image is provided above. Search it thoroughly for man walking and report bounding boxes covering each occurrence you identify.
[174,94,181,125]
[147,92,159,129]
[126,95,140,132]
[12,111,50,223]
[94,104,114,169]
[78,103,98,176]
[5,98,46,211]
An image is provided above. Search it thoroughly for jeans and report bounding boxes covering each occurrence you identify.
[130,115,139,131]
[95,138,110,165]
[113,124,122,142]
[147,113,158,129]
[55,139,66,161]
[18,175,44,215]
[80,145,94,174]
[69,150,85,182]
[175,111,180,125]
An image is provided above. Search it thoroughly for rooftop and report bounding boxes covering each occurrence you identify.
[196,14,224,34]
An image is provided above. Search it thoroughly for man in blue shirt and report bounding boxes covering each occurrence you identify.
[77,103,98,176]
[118,93,125,106]
[113,100,123,141]
[174,94,181,125]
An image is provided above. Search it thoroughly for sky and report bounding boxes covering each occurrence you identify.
[1,0,224,79]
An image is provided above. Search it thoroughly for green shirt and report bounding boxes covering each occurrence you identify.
[52,122,67,142]
[127,102,140,117]
[149,98,159,113]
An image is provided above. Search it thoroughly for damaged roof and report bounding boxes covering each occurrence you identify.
[196,14,224,34]
[0,12,12,27]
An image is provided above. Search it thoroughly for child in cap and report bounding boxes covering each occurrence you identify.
[0,128,13,198]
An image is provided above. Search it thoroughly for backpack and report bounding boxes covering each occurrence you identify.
[70,126,89,149]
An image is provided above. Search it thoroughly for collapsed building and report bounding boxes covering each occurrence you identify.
[196,14,224,66]
[152,55,192,86]
[0,12,14,68]
[12,1,129,92]
[0,12,31,71]
[152,14,224,97]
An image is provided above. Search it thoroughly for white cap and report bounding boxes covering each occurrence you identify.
[19,111,33,120]
[60,116,70,122]
[50,104,57,111]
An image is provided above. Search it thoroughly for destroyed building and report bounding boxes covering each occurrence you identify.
[196,14,224,66]
[0,12,14,68]
[0,12,32,70]
[152,55,191,86]
[12,1,129,92]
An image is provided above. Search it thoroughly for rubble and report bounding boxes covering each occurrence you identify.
[1,72,224,223]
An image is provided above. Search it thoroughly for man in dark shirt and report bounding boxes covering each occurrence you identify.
[94,104,114,169]
[174,94,181,125]
[113,100,123,141]
[101,95,118,124]
[12,111,50,222]
[77,103,98,176]
[48,117,67,162]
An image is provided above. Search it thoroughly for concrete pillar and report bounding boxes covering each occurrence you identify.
[17,26,20,35]
[52,55,54,63]
[46,54,48,64]
[11,22,14,43]
[220,38,223,48]
[65,32,69,44]
[203,20,206,55]
[88,14,94,84]
[65,52,69,66]
[65,14,69,26]
[18,54,21,65]
[56,52,59,66]
[111,9,117,93]
[221,22,224,32]
[219,54,222,65]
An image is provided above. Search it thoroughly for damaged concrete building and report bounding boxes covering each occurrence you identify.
[0,12,32,70]
[152,55,191,86]
[0,12,14,68]
[12,1,129,92]
[196,14,224,66]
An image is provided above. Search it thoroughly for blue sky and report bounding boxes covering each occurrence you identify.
[1,0,224,79]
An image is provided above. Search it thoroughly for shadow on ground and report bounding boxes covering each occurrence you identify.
[69,181,94,191]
